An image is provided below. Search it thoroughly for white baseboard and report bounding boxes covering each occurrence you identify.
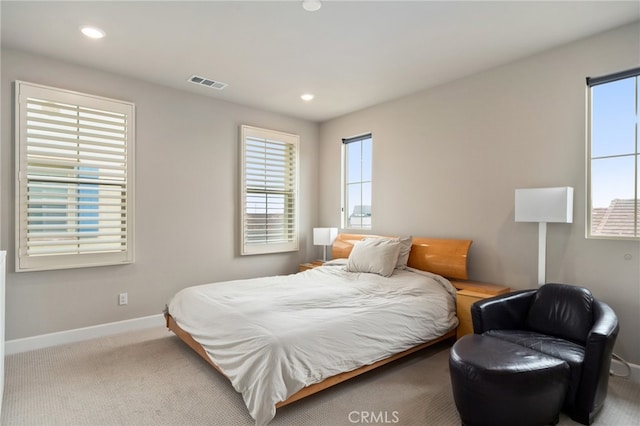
[611,357,640,384]
[5,314,165,355]
[631,363,640,383]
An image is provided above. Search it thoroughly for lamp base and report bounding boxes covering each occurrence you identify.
[538,222,547,286]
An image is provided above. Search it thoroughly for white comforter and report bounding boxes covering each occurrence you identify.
[167,260,458,425]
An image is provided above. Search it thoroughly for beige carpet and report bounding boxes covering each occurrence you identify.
[2,327,638,426]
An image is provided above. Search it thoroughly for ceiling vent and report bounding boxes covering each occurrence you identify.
[188,75,228,90]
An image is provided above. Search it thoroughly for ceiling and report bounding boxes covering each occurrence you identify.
[2,1,639,123]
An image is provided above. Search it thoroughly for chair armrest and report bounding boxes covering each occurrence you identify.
[572,300,620,424]
[471,290,536,334]
[589,300,619,339]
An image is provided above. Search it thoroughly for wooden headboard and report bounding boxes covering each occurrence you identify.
[332,234,472,280]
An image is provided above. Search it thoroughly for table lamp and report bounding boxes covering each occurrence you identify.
[313,227,338,261]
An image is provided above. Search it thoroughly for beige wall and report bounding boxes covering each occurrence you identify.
[319,23,640,363]
[1,49,320,340]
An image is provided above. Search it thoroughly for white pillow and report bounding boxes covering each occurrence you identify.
[346,237,402,277]
[395,236,412,269]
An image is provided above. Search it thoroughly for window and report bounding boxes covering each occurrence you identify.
[15,81,135,271]
[342,134,372,229]
[240,125,299,255]
[587,68,639,239]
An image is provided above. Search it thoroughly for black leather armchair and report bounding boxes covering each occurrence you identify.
[471,283,619,425]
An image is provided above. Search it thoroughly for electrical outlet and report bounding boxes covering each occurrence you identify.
[118,292,128,305]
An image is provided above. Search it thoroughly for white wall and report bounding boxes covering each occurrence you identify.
[0,49,320,340]
[319,23,640,363]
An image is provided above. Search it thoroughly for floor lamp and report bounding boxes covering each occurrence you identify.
[515,187,573,286]
[313,227,338,261]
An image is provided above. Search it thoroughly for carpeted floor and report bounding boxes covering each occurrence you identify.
[2,327,638,425]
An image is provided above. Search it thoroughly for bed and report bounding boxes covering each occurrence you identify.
[165,234,472,425]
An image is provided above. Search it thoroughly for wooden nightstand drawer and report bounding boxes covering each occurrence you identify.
[299,263,314,272]
[452,281,510,339]
[457,290,489,317]
[299,260,325,272]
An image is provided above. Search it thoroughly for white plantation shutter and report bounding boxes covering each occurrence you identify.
[15,81,135,271]
[240,125,299,255]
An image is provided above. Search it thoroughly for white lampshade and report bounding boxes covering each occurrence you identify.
[515,187,574,223]
[313,227,338,246]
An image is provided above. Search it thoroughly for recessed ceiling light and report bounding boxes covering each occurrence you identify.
[80,26,105,39]
[302,0,322,12]
[301,93,315,101]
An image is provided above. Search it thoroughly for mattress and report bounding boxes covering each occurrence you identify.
[167,260,458,425]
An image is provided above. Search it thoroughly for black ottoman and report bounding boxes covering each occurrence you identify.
[449,334,569,426]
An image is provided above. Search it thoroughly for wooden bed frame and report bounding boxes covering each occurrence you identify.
[165,234,472,409]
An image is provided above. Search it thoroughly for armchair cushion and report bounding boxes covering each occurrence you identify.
[484,329,585,404]
[525,284,595,344]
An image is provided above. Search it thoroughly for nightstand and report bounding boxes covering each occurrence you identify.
[450,280,510,339]
[299,260,325,272]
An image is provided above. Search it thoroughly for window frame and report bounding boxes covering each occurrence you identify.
[586,67,639,240]
[341,133,373,230]
[14,81,135,272]
[240,125,299,255]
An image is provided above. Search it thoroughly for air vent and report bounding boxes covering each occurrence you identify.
[188,75,228,90]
